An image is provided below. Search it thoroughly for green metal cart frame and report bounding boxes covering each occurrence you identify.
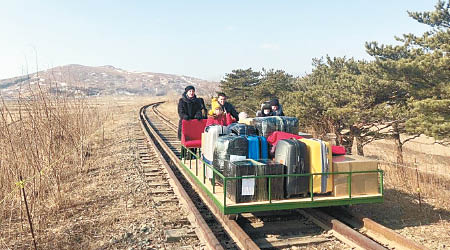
[180,146,384,215]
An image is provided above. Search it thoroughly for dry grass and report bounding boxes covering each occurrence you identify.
[0,83,103,247]
[2,94,447,249]
[0,94,157,249]
[161,98,450,249]
[155,97,180,124]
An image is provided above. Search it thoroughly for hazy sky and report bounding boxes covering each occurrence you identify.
[0,1,434,81]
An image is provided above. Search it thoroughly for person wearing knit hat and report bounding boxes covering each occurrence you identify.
[177,85,207,139]
[205,98,235,127]
[256,102,273,117]
[270,98,284,116]
[208,98,222,116]
[184,85,195,93]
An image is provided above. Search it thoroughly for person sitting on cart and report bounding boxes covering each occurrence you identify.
[270,98,284,116]
[205,98,236,127]
[217,92,240,121]
[177,85,207,139]
[256,102,273,117]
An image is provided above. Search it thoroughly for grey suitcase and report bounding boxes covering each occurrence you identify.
[274,139,309,197]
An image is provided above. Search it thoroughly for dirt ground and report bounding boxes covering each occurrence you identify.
[160,99,450,249]
[0,97,195,249]
[2,97,448,249]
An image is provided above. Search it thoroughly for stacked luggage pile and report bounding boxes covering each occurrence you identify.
[201,116,381,204]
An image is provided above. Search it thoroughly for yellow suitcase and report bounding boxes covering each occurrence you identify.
[298,139,332,193]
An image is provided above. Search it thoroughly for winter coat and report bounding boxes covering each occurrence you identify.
[178,93,207,120]
[177,93,207,139]
[205,113,235,127]
[256,102,273,117]
[220,102,239,121]
[271,104,284,116]
[256,110,273,117]
[256,101,284,117]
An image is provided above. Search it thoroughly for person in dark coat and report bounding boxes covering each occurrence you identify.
[270,98,284,116]
[177,85,207,139]
[256,103,273,117]
[217,92,239,121]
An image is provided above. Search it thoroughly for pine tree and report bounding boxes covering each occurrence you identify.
[365,0,450,161]
[219,68,261,114]
[284,56,391,155]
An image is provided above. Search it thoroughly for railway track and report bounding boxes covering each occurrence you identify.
[139,101,427,250]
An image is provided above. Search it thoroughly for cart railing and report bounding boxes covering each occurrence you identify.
[180,146,384,214]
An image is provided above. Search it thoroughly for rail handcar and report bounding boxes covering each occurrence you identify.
[179,118,383,215]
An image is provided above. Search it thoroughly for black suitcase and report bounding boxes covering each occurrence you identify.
[274,139,309,197]
[256,159,285,200]
[212,135,248,179]
[226,160,259,203]
[253,116,299,137]
[227,123,257,136]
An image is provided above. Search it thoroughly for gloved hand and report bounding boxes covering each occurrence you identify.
[195,113,203,120]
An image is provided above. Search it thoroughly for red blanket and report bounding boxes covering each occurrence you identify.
[267,131,304,146]
[267,131,346,156]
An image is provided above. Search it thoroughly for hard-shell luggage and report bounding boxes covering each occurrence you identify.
[252,116,299,137]
[267,131,304,156]
[256,159,285,200]
[247,136,268,160]
[201,125,228,164]
[227,123,257,136]
[225,159,261,203]
[225,159,284,203]
[299,138,332,193]
[212,135,248,178]
[204,125,228,134]
[274,139,309,197]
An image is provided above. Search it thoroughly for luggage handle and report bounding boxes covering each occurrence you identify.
[257,136,262,159]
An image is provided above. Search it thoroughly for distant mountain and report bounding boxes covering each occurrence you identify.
[0,64,219,98]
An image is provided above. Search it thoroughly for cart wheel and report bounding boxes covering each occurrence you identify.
[226,214,238,220]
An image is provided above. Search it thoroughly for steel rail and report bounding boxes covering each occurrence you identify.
[299,209,386,250]
[151,104,178,130]
[148,101,427,250]
[327,206,428,250]
[139,104,223,250]
[148,102,381,249]
[142,103,259,250]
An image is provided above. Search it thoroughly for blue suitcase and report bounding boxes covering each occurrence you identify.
[247,136,268,160]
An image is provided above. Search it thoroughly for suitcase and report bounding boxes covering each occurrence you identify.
[256,159,285,200]
[212,135,248,178]
[202,125,228,164]
[274,139,309,197]
[226,159,283,203]
[225,160,258,203]
[227,123,257,136]
[299,138,332,193]
[247,136,268,160]
[253,116,299,137]
[204,125,228,134]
